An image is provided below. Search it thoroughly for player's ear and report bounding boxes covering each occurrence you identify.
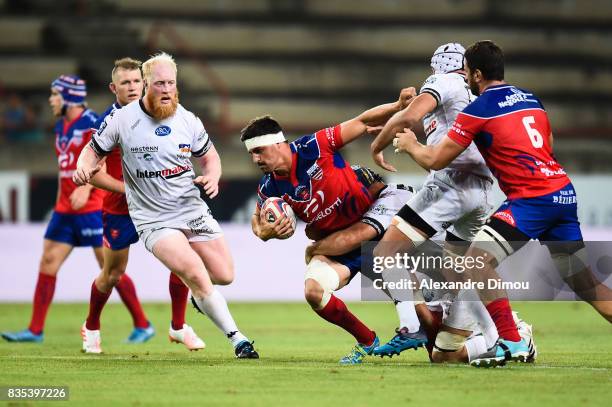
[109,82,117,95]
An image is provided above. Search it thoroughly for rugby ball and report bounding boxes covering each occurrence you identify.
[262,197,297,235]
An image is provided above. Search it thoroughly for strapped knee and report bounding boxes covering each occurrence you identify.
[434,331,468,352]
[304,259,340,309]
[549,242,588,279]
[392,216,427,247]
[472,225,515,264]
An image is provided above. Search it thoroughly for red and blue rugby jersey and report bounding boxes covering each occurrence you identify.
[448,84,570,199]
[54,109,105,214]
[257,125,373,235]
[94,103,129,215]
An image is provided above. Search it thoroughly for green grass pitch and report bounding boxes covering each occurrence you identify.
[1,301,610,406]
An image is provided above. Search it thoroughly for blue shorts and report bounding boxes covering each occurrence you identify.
[492,183,583,241]
[330,247,362,281]
[44,211,103,247]
[102,213,139,251]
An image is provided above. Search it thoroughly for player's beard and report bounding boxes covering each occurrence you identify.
[146,90,179,121]
[468,76,480,96]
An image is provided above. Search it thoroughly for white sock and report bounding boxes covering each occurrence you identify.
[465,335,488,362]
[395,301,420,333]
[459,290,498,348]
[466,301,498,348]
[481,321,499,349]
[192,289,248,347]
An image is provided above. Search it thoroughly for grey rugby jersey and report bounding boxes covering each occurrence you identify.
[420,72,491,178]
[90,99,213,231]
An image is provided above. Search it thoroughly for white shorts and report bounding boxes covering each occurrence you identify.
[139,211,223,252]
[403,169,493,241]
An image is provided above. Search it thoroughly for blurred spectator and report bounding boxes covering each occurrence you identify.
[1,93,43,143]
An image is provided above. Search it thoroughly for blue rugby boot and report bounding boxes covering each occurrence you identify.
[126,322,155,343]
[373,327,427,357]
[235,340,259,359]
[339,335,379,365]
[1,328,44,343]
[470,338,531,368]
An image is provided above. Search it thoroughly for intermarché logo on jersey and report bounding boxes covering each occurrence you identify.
[136,165,191,179]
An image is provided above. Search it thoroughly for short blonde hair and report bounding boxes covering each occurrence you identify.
[111,57,142,83]
[142,52,177,84]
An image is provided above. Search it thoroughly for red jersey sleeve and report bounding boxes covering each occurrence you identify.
[314,125,343,155]
[448,112,485,148]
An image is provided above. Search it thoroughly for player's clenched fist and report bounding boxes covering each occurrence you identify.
[393,127,418,154]
[73,164,102,186]
[194,175,219,198]
[398,87,417,109]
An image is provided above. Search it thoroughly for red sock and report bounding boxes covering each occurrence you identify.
[425,310,443,360]
[86,281,112,330]
[169,273,189,330]
[486,298,521,342]
[28,273,57,334]
[316,295,375,346]
[115,274,149,328]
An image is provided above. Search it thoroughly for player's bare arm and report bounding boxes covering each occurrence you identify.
[393,129,466,171]
[251,205,294,241]
[305,222,378,264]
[193,144,221,199]
[89,163,125,194]
[74,144,104,186]
[339,87,416,146]
[370,92,436,172]
[69,184,94,211]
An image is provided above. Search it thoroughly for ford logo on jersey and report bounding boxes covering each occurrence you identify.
[155,125,172,136]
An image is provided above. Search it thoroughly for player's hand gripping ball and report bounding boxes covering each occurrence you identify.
[262,197,297,238]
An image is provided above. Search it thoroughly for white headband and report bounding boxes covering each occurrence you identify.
[244,131,286,151]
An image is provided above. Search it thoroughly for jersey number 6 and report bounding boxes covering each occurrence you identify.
[522,116,544,148]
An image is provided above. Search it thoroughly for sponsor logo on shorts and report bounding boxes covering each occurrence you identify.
[553,188,577,204]
[371,203,388,216]
[155,125,172,136]
[492,209,516,227]
[136,165,192,179]
[81,227,103,237]
[187,214,216,234]
[110,228,120,239]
